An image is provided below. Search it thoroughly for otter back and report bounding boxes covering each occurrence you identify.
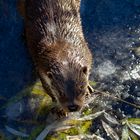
[22,0,93,112]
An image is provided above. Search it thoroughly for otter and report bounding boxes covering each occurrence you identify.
[19,0,93,112]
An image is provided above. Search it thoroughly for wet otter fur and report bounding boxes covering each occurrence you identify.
[19,0,93,112]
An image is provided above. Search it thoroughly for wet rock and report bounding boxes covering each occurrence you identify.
[6,101,24,120]
[96,60,117,79]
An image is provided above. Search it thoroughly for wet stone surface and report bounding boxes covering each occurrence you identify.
[81,0,140,117]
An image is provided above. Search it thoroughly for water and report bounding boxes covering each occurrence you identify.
[81,0,140,117]
[0,0,33,99]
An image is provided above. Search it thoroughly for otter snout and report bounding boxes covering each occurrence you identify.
[67,104,80,112]
[59,95,84,112]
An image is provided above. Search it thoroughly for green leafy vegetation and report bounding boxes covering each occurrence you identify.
[1,80,140,140]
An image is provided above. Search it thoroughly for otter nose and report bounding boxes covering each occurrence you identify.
[68,104,79,112]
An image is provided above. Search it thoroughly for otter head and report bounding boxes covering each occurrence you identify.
[37,41,92,112]
[38,60,91,112]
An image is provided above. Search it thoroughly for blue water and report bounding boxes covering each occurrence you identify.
[81,0,140,117]
[0,0,33,98]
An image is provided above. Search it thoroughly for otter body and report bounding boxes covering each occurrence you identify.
[24,0,92,112]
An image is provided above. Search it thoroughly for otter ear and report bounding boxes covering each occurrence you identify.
[47,72,53,79]
[82,66,88,75]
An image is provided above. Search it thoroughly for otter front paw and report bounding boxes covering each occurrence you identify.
[51,107,67,118]
[88,84,94,94]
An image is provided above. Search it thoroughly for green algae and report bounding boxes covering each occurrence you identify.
[89,80,97,87]
[45,120,92,140]
[28,125,46,140]
[0,131,5,140]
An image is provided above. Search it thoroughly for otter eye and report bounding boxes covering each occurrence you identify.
[47,72,53,79]
[82,66,88,74]
[59,92,64,97]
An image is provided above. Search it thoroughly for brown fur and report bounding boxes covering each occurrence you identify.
[20,0,93,112]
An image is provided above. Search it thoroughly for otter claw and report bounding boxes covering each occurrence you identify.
[85,91,91,99]
[88,84,94,94]
[51,107,67,118]
[58,109,68,118]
